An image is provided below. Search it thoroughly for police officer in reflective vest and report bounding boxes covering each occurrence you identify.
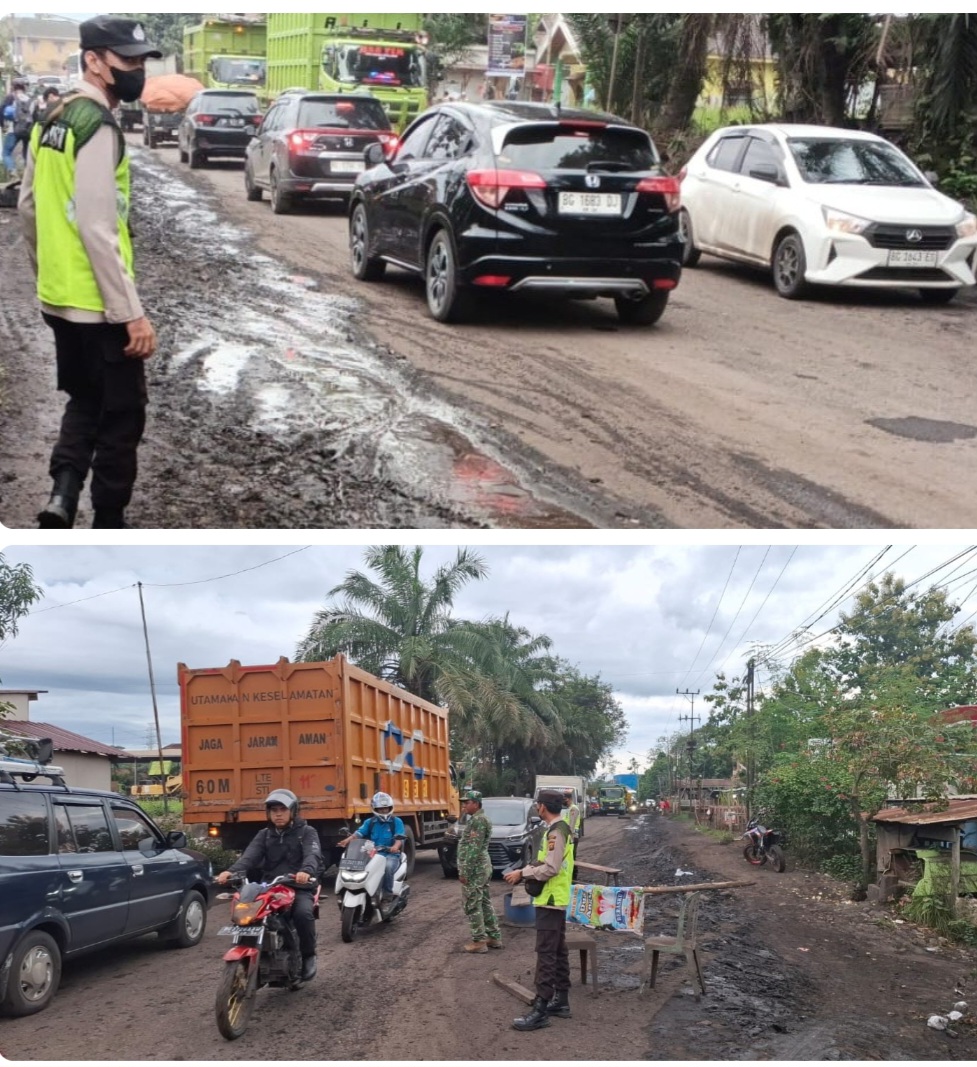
[503,789,575,1030]
[19,16,160,529]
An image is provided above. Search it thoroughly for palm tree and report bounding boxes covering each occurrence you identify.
[295,545,488,704]
[916,14,977,136]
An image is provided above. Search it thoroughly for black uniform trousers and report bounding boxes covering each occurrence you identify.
[44,313,147,511]
[533,906,570,1001]
[289,888,317,959]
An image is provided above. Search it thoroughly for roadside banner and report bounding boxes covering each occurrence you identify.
[487,14,528,76]
[567,884,645,934]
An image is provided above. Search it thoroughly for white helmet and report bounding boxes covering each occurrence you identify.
[371,791,394,822]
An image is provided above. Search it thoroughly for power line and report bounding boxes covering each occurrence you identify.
[677,547,741,688]
[691,547,771,688]
[26,547,312,616]
[719,546,798,675]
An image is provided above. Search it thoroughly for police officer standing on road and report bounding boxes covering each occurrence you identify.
[457,789,502,953]
[561,788,582,847]
[19,16,160,529]
[503,789,574,1030]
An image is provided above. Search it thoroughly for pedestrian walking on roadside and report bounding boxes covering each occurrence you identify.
[458,789,502,953]
[503,789,575,1030]
[561,788,582,848]
[19,16,161,529]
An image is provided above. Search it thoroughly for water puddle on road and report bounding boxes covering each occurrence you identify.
[136,151,588,528]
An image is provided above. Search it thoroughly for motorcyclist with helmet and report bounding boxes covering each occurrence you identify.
[216,788,322,981]
[338,791,406,902]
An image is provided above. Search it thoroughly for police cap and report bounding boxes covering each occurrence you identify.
[80,16,162,59]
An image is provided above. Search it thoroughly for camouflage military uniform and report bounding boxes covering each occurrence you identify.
[459,809,501,943]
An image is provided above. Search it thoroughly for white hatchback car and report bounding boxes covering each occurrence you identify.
[679,123,977,302]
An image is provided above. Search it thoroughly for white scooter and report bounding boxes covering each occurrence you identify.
[336,836,409,942]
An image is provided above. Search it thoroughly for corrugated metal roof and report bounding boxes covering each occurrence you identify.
[2,720,126,758]
[872,798,977,826]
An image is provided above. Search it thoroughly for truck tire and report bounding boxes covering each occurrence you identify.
[403,826,416,877]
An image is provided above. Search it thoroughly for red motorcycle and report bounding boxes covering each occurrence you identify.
[742,818,788,872]
[214,874,320,1040]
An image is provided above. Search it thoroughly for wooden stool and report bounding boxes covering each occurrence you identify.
[573,861,623,886]
[565,929,598,991]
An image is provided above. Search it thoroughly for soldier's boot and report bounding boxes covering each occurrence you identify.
[463,941,488,953]
[512,997,551,1031]
[545,990,571,1018]
[38,468,82,529]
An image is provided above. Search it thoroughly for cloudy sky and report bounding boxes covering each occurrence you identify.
[3,542,975,772]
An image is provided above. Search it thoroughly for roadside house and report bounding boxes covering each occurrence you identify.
[1,720,126,791]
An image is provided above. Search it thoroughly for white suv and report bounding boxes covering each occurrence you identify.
[679,123,977,302]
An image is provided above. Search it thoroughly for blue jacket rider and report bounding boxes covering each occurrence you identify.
[340,790,406,899]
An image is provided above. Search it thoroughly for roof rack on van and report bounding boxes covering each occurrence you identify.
[0,734,66,787]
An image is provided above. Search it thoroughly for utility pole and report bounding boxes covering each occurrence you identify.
[745,658,756,821]
[677,687,701,794]
[137,582,168,815]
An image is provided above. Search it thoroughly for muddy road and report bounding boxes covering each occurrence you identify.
[1,814,974,1061]
[3,141,977,529]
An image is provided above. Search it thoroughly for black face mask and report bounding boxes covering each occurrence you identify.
[106,63,145,104]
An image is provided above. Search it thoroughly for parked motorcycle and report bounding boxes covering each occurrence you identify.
[214,874,320,1040]
[742,818,788,872]
[336,835,409,942]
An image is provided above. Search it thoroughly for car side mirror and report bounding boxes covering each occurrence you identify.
[529,815,543,827]
[364,142,386,168]
[749,163,781,184]
[923,169,938,185]
[165,830,188,849]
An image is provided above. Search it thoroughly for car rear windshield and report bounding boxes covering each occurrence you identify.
[297,98,390,131]
[788,137,924,186]
[499,124,657,172]
[482,799,530,824]
[201,93,260,114]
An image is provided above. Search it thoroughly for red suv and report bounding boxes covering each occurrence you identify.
[245,91,396,214]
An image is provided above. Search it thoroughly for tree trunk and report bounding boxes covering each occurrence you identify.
[818,16,851,126]
[657,14,713,133]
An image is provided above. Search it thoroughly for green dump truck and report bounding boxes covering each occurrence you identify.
[183,16,268,103]
[267,13,430,128]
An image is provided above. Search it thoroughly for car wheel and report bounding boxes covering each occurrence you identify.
[615,290,670,326]
[161,889,207,948]
[772,232,810,299]
[1,930,61,1017]
[269,168,293,215]
[244,163,263,203]
[349,203,386,281]
[426,229,470,323]
[919,288,957,305]
[679,209,701,268]
[189,147,206,170]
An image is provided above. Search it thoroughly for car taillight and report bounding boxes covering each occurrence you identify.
[249,114,262,126]
[467,168,546,210]
[289,130,320,150]
[636,175,681,213]
[377,132,398,155]
[194,114,217,127]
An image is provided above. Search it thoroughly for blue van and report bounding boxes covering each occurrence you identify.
[0,748,213,1016]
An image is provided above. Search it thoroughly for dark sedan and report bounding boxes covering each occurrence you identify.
[245,91,396,214]
[349,100,684,325]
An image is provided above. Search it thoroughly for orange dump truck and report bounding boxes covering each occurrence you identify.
[179,655,459,872]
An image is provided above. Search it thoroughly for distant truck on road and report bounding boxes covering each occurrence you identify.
[183,16,268,104]
[533,773,587,835]
[179,655,460,873]
[267,13,430,128]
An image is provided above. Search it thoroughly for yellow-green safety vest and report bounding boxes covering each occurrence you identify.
[30,95,133,313]
[533,821,574,909]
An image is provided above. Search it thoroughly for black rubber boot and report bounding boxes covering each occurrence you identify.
[546,990,571,1018]
[301,955,317,982]
[92,509,130,529]
[512,996,551,1031]
[38,469,82,529]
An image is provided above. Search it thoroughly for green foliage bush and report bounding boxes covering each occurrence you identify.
[819,853,863,882]
[753,753,865,870]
